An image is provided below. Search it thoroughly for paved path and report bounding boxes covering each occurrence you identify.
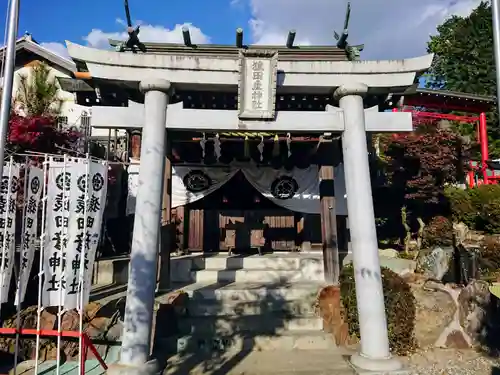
[163,349,356,375]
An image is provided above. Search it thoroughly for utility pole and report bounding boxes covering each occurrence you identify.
[492,0,500,112]
[0,0,20,178]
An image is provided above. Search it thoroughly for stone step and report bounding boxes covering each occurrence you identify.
[164,281,322,303]
[191,254,318,271]
[189,268,323,283]
[178,315,323,334]
[158,331,337,354]
[188,299,317,317]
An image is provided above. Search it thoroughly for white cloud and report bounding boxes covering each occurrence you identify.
[83,22,210,49]
[246,0,483,59]
[40,21,210,61]
[40,42,71,60]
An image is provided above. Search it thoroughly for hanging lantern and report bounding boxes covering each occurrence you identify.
[257,135,264,161]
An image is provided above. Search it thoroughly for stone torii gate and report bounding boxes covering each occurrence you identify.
[65,41,433,374]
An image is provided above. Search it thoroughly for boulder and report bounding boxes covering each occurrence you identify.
[417,246,454,281]
[453,222,469,245]
[457,279,490,344]
[314,285,358,347]
[411,281,456,348]
[343,254,416,276]
[444,330,470,349]
[378,248,399,258]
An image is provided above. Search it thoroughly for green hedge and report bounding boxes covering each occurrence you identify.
[445,184,500,234]
[340,265,417,356]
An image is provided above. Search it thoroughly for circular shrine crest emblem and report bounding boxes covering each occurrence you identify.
[30,176,41,194]
[270,176,298,200]
[92,173,105,192]
[1,176,19,194]
[77,175,87,193]
[183,170,212,193]
[55,172,71,191]
[0,177,8,194]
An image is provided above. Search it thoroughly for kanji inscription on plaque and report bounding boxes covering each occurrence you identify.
[238,49,278,120]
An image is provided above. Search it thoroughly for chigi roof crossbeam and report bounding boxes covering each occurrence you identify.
[109,1,362,61]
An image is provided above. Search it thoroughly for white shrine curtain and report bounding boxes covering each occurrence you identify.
[126,161,348,215]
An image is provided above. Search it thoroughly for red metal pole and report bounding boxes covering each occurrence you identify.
[479,112,489,184]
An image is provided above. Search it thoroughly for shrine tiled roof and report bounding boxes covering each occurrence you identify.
[405,87,495,104]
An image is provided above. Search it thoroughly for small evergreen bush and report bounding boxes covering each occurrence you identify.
[480,236,500,274]
[339,265,417,356]
[445,185,500,234]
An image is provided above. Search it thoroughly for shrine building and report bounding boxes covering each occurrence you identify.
[64,29,433,374]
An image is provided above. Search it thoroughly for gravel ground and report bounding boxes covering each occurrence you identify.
[405,348,500,375]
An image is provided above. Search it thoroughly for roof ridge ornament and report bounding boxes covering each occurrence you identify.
[116,0,147,54]
[333,2,364,61]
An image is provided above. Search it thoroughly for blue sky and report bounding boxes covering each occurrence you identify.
[10,0,250,46]
[0,0,484,61]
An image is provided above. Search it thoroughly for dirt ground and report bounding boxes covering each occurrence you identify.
[405,348,500,375]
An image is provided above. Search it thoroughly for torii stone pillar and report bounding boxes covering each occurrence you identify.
[334,83,403,373]
[108,79,171,374]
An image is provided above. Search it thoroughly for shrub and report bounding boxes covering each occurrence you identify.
[339,265,417,356]
[479,236,500,274]
[422,216,454,248]
[444,186,476,228]
[445,185,500,234]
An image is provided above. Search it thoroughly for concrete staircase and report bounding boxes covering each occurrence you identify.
[158,253,335,354]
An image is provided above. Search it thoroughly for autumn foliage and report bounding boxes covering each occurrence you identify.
[7,114,80,155]
[380,124,464,211]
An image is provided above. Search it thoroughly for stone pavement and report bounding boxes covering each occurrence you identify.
[163,348,356,375]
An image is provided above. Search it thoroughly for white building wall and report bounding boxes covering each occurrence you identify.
[8,63,125,138]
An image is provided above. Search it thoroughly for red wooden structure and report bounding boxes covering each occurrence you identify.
[393,88,498,186]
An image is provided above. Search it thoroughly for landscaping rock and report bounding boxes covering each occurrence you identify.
[379,248,399,258]
[453,222,469,245]
[457,279,490,344]
[314,285,358,347]
[417,246,454,281]
[342,254,416,276]
[444,330,472,349]
[411,280,456,348]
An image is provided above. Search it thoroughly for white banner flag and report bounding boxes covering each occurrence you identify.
[16,166,44,305]
[42,158,74,307]
[64,160,108,309]
[0,161,20,303]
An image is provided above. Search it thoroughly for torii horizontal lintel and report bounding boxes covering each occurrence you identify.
[89,102,412,133]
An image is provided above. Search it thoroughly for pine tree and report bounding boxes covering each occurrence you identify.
[426,1,500,157]
[15,61,63,117]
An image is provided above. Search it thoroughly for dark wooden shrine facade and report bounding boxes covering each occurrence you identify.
[135,130,346,273]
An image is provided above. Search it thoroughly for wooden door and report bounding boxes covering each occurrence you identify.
[263,209,297,250]
[219,210,244,250]
[187,209,204,251]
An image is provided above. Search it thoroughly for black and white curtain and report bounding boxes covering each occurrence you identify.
[127,162,348,215]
